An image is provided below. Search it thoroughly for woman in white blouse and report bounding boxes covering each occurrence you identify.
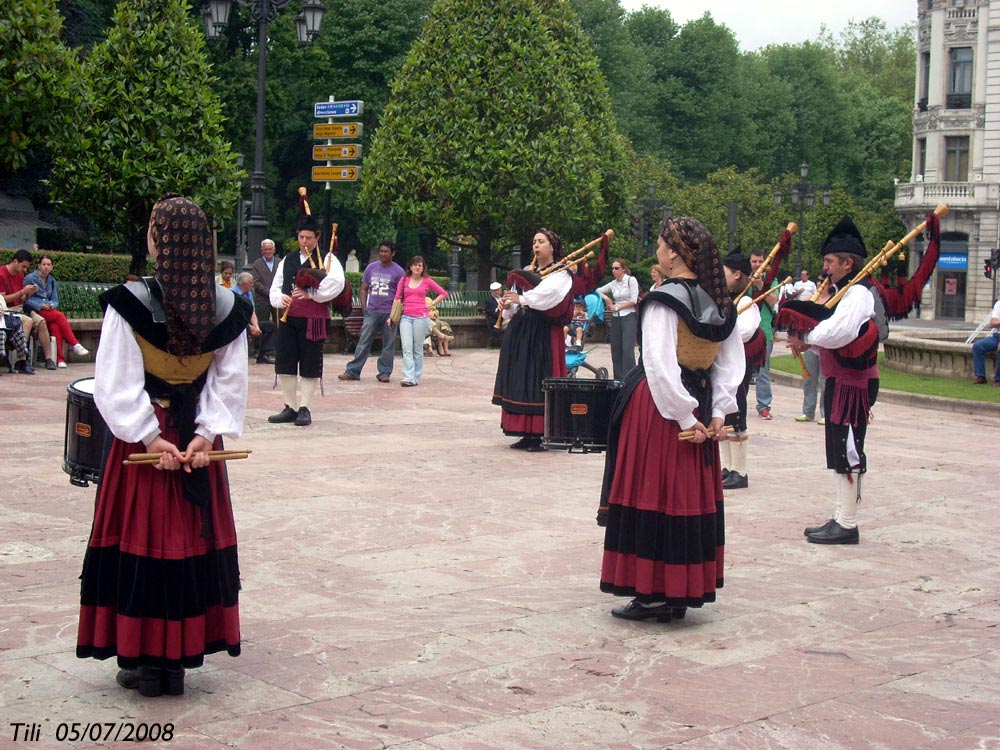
[599,217,743,624]
[77,195,251,698]
[597,258,639,379]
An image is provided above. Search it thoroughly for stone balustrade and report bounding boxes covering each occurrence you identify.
[883,328,995,380]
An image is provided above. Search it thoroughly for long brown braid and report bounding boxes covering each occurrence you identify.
[660,217,732,316]
[149,194,216,356]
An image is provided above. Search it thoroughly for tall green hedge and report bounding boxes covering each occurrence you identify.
[0,249,140,283]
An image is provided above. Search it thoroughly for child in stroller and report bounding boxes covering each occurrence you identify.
[565,292,609,379]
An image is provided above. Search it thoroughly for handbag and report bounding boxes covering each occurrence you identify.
[389,288,403,326]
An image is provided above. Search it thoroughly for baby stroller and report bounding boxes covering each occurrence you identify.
[566,292,608,379]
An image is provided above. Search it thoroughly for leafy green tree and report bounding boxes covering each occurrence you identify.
[362,0,630,287]
[0,0,81,173]
[49,0,241,274]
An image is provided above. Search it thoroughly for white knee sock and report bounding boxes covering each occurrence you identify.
[279,375,298,408]
[731,439,748,476]
[299,378,318,409]
[720,440,732,471]
[834,473,861,529]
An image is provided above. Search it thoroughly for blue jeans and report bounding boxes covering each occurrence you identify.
[801,349,824,420]
[755,337,773,411]
[972,332,1000,380]
[345,310,396,378]
[400,315,431,383]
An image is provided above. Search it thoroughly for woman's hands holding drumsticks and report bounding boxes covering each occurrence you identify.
[139,435,216,472]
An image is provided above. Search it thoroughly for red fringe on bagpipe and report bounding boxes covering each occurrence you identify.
[761,229,794,289]
[774,301,832,336]
[744,328,766,369]
[872,211,941,321]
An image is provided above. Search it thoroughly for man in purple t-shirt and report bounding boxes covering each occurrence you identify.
[339,241,405,382]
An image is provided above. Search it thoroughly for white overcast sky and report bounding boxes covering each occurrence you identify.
[618,0,917,50]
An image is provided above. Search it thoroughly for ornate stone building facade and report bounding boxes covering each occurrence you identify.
[895,0,1000,321]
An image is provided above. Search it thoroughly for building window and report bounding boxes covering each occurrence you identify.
[917,138,926,178]
[918,53,930,111]
[944,136,969,181]
[947,47,972,108]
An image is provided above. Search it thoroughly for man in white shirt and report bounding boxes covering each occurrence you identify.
[787,217,878,546]
[790,269,817,300]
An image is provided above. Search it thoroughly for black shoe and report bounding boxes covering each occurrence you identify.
[807,521,859,545]
[596,509,608,527]
[138,667,163,697]
[45,358,57,370]
[116,668,141,690]
[524,438,545,452]
[294,406,312,426]
[376,374,390,383]
[268,405,298,423]
[256,354,275,365]
[671,606,687,620]
[510,436,532,450]
[13,360,34,375]
[721,471,748,489]
[803,518,835,537]
[611,599,674,622]
[721,468,731,481]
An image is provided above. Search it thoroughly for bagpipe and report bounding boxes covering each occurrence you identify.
[281,188,352,322]
[495,229,614,329]
[777,204,948,369]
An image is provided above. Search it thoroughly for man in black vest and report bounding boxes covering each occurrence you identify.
[267,212,344,427]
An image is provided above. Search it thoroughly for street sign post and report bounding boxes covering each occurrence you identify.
[314,122,362,139]
[312,144,362,161]
[312,166,360,182]
[314,100,363,118]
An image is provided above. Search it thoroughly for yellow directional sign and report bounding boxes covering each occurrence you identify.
[314,122,362,139]
[312,166,360,182]
[313,144,362,161]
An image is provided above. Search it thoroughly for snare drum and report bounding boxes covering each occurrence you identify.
[543,377,621,453]
[63,377,111,487]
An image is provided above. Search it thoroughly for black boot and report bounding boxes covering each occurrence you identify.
[116,668,141,690]
[138,667,163,697]
[162,668,185,696]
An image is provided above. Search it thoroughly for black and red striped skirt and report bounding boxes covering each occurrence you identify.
[600,378,725,607]
[76,408,241,670]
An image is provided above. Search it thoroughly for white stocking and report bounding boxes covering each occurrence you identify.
[299,378,318,409]
[279,374,298,409]
[835,473,861,529]
[720,439,733,471]
[731,439,748,476]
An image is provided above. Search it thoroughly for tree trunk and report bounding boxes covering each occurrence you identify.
[127,196,150,278]
[477,218,493,290]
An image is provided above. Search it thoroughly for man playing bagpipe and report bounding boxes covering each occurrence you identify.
[783,217,878,545]
[268,189,345,427]
[719,251,766,490]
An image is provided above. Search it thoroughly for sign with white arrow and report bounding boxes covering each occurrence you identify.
[314,100,363,118]
[312,166,360,182]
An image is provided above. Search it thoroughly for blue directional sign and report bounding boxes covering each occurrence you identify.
[314,100,364,118]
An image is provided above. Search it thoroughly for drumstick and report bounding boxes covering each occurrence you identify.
[127,449,253,461]
[677,426,733,442]
[123,451,250,466]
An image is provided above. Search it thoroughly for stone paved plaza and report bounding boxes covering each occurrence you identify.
[1,342,998,749]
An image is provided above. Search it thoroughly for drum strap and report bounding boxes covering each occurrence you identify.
[141,276,166,323]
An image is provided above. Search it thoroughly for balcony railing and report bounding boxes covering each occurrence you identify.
[946,93,972,109]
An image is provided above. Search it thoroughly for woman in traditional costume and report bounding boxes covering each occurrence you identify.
[76,194,252,696]
[599,217,743,622]
[492,228,574,452]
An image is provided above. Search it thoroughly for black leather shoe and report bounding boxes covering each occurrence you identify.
[671,606,687,620]
[294,406,312,426]
[721,468,731,481]
[268,405,297,423]
[116,668,141,690]
[524,438,545,452]
[803,518,835,537]
[510,436,532,450]
[596,509,608,527]
[807,521,859,545]
[721,471,748,489]
[256,355,275,365]
[611,599,674,622]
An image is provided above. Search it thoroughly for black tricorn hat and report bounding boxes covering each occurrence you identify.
[821,216,866,258]
[722,250,752,277]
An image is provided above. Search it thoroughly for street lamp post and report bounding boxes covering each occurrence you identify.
[633,183,667,262]
[202,0,325,264]
[774,162,830,275]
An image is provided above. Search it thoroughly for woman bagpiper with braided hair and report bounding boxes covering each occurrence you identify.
[76,194,253,696]
[599,217,744,622]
